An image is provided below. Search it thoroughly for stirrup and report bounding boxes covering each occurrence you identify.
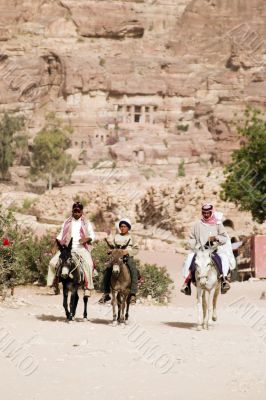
[130,294,136,305]
[221,280,230,294]
[53,286,60,295]
[180,285,191,296]
[138,276,145,285]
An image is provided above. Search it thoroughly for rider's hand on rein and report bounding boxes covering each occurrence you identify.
[79,237,92,245]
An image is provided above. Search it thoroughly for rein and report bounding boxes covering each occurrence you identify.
[60,252,84,280]
[68,263,78,279]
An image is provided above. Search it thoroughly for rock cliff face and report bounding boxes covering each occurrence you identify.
[0,1,265,241]
[0,0,265,171]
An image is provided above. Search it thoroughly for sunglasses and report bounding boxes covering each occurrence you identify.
[73,209,82,213]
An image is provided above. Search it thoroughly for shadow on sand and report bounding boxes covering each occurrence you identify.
[163,321,197,330]
[36,314,93,322]
[89,318,110,326]
[36,314,66,322]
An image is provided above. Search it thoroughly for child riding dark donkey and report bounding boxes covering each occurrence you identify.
[99,218,139,305]
[56,238,89,321]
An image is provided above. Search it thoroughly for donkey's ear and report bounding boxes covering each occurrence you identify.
[121,239,131,249]
[56,239,63,251]
[68,238,73,251]
[105,238,115,249]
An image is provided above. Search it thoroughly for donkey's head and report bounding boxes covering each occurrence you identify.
[56,238,74,279]
[195,249,213,287]
[105,238,130,277]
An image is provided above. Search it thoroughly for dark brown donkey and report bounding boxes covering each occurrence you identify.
[105,239,131,325]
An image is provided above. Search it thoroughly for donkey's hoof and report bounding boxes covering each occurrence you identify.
[197,325,202,331]
[112,320,118,327]
[212,316,217,322]
[83,317,88,321]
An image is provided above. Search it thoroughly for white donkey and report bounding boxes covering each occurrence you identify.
[195,247,220,330]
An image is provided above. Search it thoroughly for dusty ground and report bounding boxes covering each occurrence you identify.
[1,251,266,400]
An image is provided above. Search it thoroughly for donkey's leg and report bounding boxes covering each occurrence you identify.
[117,293,122,322]
[202,290,209,329]
[111,290,117,325]
[63,285,70,320]
[69,290,76,321]
[83,295,88,320]
[196,286,203,330]
[125,295,130,322]
[212,283,220,321]
[73,290,79,317]
[120,294,126,323]
[204,290,214,329]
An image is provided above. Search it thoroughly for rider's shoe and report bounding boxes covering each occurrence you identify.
[53,285,60,295]
[221,279,230,294]
[84,289,91,297]
[180,284,191,296]
[98,294,111,304]
[130,294,136,305]
[138,276,145,286]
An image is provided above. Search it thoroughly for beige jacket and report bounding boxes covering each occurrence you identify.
[107,233,138,257]
[188,220,227,251]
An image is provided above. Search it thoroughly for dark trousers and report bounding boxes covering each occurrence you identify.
[189,252,223,282]
[103,256,138,295]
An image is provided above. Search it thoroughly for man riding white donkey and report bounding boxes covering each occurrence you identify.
[99,218,139,305]
[47,202,95,297]
[181,203,236,296]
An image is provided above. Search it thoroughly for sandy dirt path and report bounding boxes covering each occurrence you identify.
[1,251,266,400]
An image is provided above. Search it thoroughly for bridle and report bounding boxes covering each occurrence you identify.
[195,251,216,287]
[105,237,131,277]
[196,261,212,280]
[60,254,77,279]
[111,253,124,277]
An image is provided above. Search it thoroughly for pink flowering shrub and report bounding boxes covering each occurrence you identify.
[0,206,54,292]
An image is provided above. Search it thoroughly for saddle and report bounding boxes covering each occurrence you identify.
[190,253,221,283]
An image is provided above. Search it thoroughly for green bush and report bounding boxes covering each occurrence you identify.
[91,241,173,302]
[0,210,173,303]
[176,124,189,132]
[138,263,173,301]
[91,241,109,291]
[15,234,54,285]
[0,206,54,294]
[140,167,156,180]
[177,160,185,177]
[221,108,266,223]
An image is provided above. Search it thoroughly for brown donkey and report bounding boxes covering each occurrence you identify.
[105,239,131,325]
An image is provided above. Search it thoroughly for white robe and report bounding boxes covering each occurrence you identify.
[182,212,236,278]
[47,218,95,288]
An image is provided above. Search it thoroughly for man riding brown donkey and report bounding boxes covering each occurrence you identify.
[99,218,139,305]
